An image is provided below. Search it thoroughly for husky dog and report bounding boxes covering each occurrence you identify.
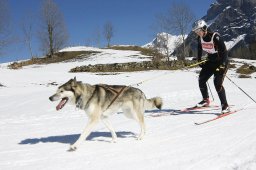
[49,77,162,151]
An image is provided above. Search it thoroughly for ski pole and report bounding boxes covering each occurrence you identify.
[185,59,207,69]
[134,60,207,86]
[226,75,256,104]
[207,82,215,102]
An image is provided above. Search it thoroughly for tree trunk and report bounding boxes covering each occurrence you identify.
[48,25,54,57]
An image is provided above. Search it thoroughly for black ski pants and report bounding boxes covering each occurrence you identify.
[199,61,229,105]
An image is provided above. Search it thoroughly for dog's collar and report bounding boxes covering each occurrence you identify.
[75,86,97,109]
[75,95,83,109]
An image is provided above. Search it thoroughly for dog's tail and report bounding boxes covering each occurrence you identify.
[145,97,163,110]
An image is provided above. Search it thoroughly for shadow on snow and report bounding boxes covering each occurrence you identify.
[19,109,219,145]
[19,131,136,145]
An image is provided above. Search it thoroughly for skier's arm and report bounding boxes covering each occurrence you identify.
[197,37,202,61]
[214,34,228,66]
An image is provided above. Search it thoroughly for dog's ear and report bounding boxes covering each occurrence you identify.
[71,77,77,87]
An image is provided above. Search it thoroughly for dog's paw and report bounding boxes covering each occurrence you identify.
[136,136,144,140]
[111,138,117,143]
[68,145,77,152]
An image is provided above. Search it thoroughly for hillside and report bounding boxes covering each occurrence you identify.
[1,47,256,170]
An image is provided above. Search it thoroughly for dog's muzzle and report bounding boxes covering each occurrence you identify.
[49,94,69,111]
[49,96,55,101]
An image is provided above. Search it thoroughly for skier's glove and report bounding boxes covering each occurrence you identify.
[216,65,225,72]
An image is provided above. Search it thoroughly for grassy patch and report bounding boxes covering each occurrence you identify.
[238,74,251,78]
[8,51,99,69]
[236,64,256,75]
[70,60,198,73]
[228,63,236,69]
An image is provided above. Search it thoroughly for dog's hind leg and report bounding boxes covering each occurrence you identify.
[136,109,146,140]
[101,118,117,143]
[134,100,146,140]
[69,118,99,151]
[123,104,146,140]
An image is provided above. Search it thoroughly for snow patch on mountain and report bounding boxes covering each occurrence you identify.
[225,34,246,50]
[143,32,186,56]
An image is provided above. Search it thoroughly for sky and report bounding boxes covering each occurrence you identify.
[0,0,215,63]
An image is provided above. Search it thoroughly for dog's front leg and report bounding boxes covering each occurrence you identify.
[69,119,99,151]
[102,118,117,143]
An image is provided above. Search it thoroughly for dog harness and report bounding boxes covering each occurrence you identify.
[76,85,129,112]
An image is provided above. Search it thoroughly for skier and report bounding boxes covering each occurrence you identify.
[192,19,230,113]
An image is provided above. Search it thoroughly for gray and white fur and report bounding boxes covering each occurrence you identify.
[49,77,162,151]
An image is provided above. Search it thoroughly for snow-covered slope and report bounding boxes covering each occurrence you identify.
[1,48,256,170]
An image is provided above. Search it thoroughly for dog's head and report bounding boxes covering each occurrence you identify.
[49,77,78,111]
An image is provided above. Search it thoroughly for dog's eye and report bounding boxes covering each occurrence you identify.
[60,90,64,93]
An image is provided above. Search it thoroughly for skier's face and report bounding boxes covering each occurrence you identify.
[194,29,204,37]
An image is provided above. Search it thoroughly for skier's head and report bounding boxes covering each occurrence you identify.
[192,19,207,33]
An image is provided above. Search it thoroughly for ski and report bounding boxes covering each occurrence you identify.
[148,106,220,117]
[194,109,242,125]
[180,105,219,112]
